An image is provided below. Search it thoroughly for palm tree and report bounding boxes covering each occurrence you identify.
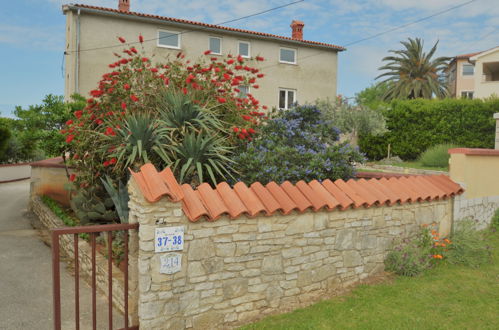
[376,38,450,100]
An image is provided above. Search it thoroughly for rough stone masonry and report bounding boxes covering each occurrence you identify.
[128,179,452,329]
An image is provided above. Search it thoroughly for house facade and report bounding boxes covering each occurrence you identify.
[447,46,499,99]
[62,1,344,110]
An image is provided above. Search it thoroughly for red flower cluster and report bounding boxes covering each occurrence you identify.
[62,35,268,188]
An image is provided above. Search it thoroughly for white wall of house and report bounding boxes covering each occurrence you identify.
[472,49,499,99]
[63,8,339,110]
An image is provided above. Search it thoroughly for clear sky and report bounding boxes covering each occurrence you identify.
[1,0,498,116]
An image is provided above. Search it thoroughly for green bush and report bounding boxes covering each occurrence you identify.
[491,208,499,231]
[0,126,11,159]
[419,143,459,168]
[446,219,492,268]
[233,105,364,184]
[359,98,499,160]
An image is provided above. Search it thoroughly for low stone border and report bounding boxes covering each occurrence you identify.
[30,196,129,314]
[358,164,447,176]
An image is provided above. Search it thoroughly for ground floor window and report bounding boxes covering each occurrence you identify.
[461,91,474,99]
[279,88,296,109]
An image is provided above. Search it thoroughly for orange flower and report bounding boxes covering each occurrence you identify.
[432,254,443,259]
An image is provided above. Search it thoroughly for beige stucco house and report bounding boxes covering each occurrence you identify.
[447,46,499,99]
[62,1,344,110]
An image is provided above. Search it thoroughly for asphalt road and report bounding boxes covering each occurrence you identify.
[0,180,123,329]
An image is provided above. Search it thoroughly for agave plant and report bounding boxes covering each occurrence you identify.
[157,89,224,136]
[169,132,236,185]
[101,175,129,223]
[101,113,171,172]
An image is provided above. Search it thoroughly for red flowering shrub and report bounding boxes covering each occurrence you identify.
[63,35,266,190]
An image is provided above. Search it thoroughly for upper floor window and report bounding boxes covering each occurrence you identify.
[238,41,250,58]
[279,47,296,64]
[157,30,180,49]
[279,88,296,109]
[209,37,222,55]
[238,85,250,98]
[462,63,474,76]
[461,91,474,99]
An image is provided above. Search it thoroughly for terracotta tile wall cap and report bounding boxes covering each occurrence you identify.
[158,167,184,202]
[233,182,267,217]
[197,183,230,220]
[370,178,400,205]
[356,179,389,206]
[383,178,411,203]
[448,148,499,156]
[413,176,442,200]
[250,182,282,214]
[181,184,208,222]
[418,176,448,198]
[281,181,314,212]
[346,179,379,207]
[397,177,424,202]
[321,179,353,210]
[308,180,340,210]
[295,181,326,211]
[216,182,248,219]
[265,182,297,215]
[333,179,366,208]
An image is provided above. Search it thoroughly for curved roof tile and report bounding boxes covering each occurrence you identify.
[130,164,464,222]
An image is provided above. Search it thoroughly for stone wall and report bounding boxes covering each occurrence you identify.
[453,191,499,230]
[30,196,139,323]
[128,179,453,329]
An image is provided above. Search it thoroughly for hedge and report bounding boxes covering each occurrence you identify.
[359,98,499,160]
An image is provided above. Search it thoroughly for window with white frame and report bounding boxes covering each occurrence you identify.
[157,30,180,49]
[209,37,222,55]
[279,47,296,64]
[238,85,250,98]
[461,91,474,99]
[279,88,296,109]
[238,41,250,58]
[462,63,474,76]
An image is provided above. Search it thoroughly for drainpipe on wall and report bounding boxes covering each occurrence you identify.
[75,9,81,95]
[494,113,499,150]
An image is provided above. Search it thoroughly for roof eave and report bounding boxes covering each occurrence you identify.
[64,4,345,52]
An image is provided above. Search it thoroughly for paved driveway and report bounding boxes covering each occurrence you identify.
[0,180,122,329]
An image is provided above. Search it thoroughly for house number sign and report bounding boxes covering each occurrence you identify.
[155,226,184,253]
[160,253,182,274]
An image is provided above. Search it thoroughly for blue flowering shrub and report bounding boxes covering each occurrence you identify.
[234,105,364,184]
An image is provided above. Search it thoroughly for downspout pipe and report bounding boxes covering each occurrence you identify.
[75,9,81,94]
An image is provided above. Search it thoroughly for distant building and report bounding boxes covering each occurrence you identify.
[62,0,345,109]
[447,46,499,99]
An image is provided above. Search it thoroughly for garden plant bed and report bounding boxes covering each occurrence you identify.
[242,230,499,329]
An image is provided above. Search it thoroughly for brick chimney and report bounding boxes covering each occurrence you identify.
[290,20,305,40]
[118,0,130,12]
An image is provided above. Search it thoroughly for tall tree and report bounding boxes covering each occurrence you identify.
[376,38,450,100]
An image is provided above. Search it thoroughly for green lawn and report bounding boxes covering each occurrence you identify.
[367,161,448,172]
[243,231,499,330]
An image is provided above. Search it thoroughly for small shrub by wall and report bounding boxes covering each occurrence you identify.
[359,98,499,160]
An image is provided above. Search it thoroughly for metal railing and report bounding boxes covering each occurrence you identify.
[51,223,139,330]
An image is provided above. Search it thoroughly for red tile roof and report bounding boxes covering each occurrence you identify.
[66,4,345,51]
[455,52,482,59]
[130,164,464,222]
